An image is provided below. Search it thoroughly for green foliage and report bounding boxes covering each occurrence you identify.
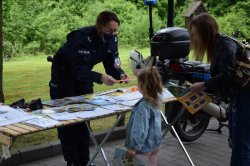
[82,0,164,47]
[215,1,250,38]
[2,0,250,58]
[3,0,164,58]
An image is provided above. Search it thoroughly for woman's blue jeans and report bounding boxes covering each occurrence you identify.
[229,88,250,166]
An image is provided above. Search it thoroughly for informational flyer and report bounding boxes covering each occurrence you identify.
[168,84,212,114]
[24,117,61,128]
[177,91,212,114]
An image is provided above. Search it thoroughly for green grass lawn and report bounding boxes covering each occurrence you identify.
[3,47,150,149]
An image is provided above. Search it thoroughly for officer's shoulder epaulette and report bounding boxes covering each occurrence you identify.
[78,26,96,36]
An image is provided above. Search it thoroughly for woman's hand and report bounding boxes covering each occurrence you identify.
[120,74,130,84]
[127,149,136,158]
[189,82,205,93]
[100,74,116,86]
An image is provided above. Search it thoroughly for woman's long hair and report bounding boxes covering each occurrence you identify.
[137,67,164,107]
[190,13,219,62]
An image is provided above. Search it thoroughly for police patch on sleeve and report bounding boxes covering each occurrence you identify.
[114,57,121,69]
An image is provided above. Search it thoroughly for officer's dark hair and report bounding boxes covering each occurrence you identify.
[96,11,120,31]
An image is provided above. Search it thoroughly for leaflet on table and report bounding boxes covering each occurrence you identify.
[0,108,37,126]
[42,107,65,114]
[101,105,132,111]
[65,104,96,112]
[84,99,114,106]
[42,99,70,107]
[0,105,14,114]
[42,95,85,107]
[24,117,61,128]
[94,88,127,96]
[111,91,143,101]
[92,95,117,102]
[161,88,175,100]
[117,99,139,107]
[47,112,77,121]
[42,104,96,114]
[71,108,114,119]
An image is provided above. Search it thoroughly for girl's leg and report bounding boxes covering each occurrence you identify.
[134,152,150,166]
[148,146,160,166]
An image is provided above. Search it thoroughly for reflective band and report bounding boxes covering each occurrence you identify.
[236,60,250,69]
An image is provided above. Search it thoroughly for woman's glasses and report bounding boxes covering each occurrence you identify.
[103,29,119,35]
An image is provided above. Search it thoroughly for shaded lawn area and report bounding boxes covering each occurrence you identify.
[3,47,150,149]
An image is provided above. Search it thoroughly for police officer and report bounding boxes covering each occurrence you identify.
[49,11,129,166]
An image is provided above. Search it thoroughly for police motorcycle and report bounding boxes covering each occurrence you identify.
[128,0,229,142]
[130,26,229,142]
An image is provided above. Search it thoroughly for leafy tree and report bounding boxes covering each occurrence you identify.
[0,0,4,103]
[216,1,250,38]
[2,0,249,58]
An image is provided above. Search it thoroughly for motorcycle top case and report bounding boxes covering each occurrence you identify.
[151,27,190,61]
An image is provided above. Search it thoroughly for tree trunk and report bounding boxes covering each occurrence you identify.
[0,0,5,103]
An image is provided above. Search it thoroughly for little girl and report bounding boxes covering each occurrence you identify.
[125,67,163,166]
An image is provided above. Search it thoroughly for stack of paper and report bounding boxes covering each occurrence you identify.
[42,95,85,107]
[84,99,114,106]
[101,105,132,111]
[47,112,77,121]
[24,117,61,128]
[42,107,64,114]
[42,99,69,107]
[117,100,139,107]
[65,104,95,112]
[92,95,117,103]
[161,88,175,100]
[112,91,143,101]
[72,108,114,119]
[0,105,13,114]
[0,107,37,126]
[64,96,85,103]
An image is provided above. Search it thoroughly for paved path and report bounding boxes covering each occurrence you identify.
[21,118,231,166]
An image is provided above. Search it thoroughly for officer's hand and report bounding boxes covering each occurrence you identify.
[120,74,130,84]
[101,74,116,86]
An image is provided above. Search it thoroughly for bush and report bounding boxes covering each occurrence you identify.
[3,0,165,57]
[3,0,249,58]
[83,0,164,47]
[216,1,250,38]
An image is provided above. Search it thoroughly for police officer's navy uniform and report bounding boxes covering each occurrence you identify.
[49,26,125,165]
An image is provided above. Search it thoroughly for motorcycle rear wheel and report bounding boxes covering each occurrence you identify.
[166,101,210,142]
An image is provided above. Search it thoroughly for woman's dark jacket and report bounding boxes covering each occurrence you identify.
[204,34,241,101]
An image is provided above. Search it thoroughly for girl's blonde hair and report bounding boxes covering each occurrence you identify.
[137,67,164,107]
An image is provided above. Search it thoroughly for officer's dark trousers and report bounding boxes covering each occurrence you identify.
[229,88,250,166]
[58,122,90,165]
[50,80,94,165]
